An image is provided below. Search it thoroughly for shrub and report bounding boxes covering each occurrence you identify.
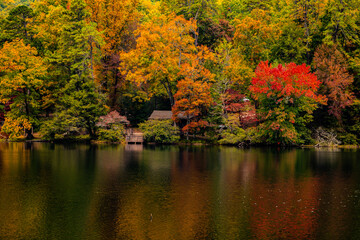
[139,120,180,144]
[219,127,247,145]
[338,132,358,145]
[97,124,125,142]
[218,126,263,145]
[40,112,82,140]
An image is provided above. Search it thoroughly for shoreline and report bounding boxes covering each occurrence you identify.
[1,138,359,149]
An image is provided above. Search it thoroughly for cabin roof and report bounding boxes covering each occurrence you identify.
[148,110,195,120]
[148,110,173,120]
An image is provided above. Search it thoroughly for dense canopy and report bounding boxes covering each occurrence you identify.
[0,0,359,145]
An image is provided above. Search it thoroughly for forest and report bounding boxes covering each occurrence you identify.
[0,0,359,145]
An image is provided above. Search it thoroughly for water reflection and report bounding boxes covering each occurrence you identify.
[0,143,359,239]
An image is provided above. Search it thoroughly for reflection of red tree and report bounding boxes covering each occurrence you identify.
[250,178,320,239]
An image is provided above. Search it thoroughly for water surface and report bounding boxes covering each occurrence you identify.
[1,143,360,239]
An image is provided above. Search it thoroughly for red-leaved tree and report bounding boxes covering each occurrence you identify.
[250,61,327,145]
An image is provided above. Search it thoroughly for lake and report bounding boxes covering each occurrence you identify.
[0,143,359,239]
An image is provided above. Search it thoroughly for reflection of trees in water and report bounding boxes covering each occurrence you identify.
[249,177,320,239]
[0,143,99,239]
[0,144,360,239]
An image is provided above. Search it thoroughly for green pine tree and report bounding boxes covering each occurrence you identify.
[43,0,105,139]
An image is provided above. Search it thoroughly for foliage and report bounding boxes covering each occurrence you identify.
[215,40,254,95]
[0,39,46,139]
[121,13,197,106]
[321,0,360,48]
[97,124,125,142]
[97,110,128,128]
[86,0,140,108]
[313,43,354,122]
[338,131,358,145]
[250,61,326,145]
[95,110,127,142]
[197,18,234,49]
[52,0,105,138]
[1,0,360,145]
[1,115,31,139]
[40,111,82,140]
[172,45,215,135]
[270,21,307,64]
[0,5,35,46]
[233,9,279,68]
[219,127,246,145]
[341,99,360,144]
[219,126,261,145]
[139,120,180,144]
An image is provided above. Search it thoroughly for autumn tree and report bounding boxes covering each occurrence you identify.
[172,46,215,136]
[212,40,254,125]
[313,43,354,122]
[197,18,234,49]
[121,13,197,107]
[217,40,254,93]
[33,0,73,114]
[0,39,47,139]
[86,0,140,108]
[216,9,277,101]
[250,61,326,145]
[161,0,217,46]
[233,9,279,69]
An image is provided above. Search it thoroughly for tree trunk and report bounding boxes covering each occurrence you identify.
[111,68,119,108]
[87,125,95,139]
[25,128,34,140]
[163,80,175,107]
[186,116,190,140]
[24,88,34,140]
[304,1,311,65]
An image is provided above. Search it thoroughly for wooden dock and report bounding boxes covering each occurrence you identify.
[126,130,144,144]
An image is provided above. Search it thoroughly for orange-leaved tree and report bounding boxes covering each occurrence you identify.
[250,61,326,145]
[313,44,354,123]
[172,46,215,137]
[0,39,47,139]
[121,13,197,107]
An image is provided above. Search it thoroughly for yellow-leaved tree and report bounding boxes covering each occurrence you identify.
[0,39,47,139]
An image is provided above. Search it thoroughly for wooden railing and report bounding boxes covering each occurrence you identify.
[126,132,144,144]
